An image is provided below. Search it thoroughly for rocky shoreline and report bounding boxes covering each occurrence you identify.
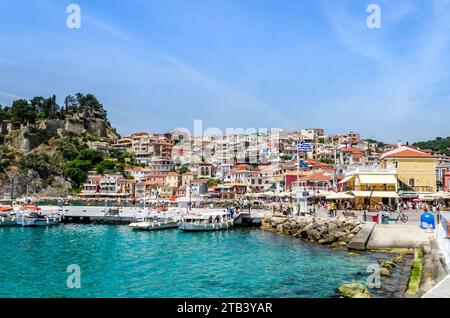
[261,215,450,298]
[261,215,364,247]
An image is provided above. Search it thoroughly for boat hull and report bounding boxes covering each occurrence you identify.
[0,220,16,226]
[178,221,233,232]
[16,217,60,227]
[129,221,178,231]
[0,215,16,226]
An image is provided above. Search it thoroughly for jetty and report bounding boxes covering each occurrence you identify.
[61,206,153,224]
[59,205,272,226]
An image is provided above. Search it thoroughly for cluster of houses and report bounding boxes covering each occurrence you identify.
[79,128,450,206]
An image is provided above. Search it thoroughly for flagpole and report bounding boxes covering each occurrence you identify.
[297,145,300,190]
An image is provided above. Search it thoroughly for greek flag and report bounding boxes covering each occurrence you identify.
[297,142,312,152]
[299,160,309,168]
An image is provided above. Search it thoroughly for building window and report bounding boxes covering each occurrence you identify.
[409,178,415,187]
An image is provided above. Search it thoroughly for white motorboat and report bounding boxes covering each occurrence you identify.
[178,211,233,232]
[129,217,179,231]
[129,210,181,231]
[15,205,61,227]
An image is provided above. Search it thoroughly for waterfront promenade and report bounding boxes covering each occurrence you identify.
[422,275,450,298]
[48,204,444,251]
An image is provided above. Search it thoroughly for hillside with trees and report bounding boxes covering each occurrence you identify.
[0,93,122,197]
[413,137,450,155]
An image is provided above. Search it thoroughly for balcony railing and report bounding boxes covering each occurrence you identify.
[344,166,397,175]
[399,186,434,193]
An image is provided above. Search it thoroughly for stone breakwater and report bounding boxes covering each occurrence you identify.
[261,216,364,247]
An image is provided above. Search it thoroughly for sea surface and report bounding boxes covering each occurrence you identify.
[0,225,409,298]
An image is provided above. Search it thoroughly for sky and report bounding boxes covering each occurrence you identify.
[0,0,449,143]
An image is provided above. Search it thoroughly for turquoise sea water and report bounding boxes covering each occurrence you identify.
[0,225,405,298]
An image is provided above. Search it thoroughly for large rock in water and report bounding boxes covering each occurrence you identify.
[337,282,372,298]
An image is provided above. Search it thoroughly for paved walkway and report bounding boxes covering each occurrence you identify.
[422,275,450,298]
[367,223,435,249]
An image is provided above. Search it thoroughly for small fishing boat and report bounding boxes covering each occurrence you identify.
[15,205,61,227]
[0,206,16,226]
[178,211,233,232]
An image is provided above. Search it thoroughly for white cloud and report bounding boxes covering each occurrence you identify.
[321,0,450,141]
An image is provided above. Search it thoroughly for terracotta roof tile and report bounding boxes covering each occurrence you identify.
[384,149,432,158]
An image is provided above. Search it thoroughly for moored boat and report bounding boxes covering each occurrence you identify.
[178,211,233,232]
[129,210,181,231]
[0,206,16,226]
[15,205,61,227]
[129,217,179,231]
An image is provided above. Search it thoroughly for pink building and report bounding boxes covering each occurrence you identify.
[443,171,450,192]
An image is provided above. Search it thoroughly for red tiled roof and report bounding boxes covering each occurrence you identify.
[384,149,432,158]
[145,173,168,178]
[142,181,164,186]
[300,172,332,181]
[340,147,364,153]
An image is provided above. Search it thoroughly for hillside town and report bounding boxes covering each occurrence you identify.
[77,128,450,209]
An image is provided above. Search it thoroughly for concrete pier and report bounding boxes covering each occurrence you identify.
[366,223,435,249]
[61,206,150,224]
[59,206,272,226]
[348,222,376,250]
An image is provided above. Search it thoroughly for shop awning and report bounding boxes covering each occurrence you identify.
[339,176,354,184]
[358,175,397,184]
[432,191,450,199]
[418,194,435,201]
[351,191,399,198]
[326,192,355,200]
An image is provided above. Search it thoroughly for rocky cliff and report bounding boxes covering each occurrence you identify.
[5,110,118,153]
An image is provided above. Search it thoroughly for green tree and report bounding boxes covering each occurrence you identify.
[64,167,88,188]
[65,159,94,172]
[11,99,32,124]
[19,153,56,179]
[177,165,190,174]
[207,179,223,187]
[77,149,104,165]
[57,142,79,161]
[0,146,13,172]
[95,160,116,174]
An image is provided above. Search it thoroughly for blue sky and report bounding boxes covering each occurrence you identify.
[0,0,449,143]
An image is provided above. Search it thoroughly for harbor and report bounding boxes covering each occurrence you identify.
[0,223,411,298]
[1,197,449,298]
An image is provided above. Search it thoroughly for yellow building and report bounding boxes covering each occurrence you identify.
[338,167,399,209]
[380,146,436,193]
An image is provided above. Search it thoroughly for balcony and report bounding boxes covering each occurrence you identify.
[399,186,434,193]
[344,166,397,175]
